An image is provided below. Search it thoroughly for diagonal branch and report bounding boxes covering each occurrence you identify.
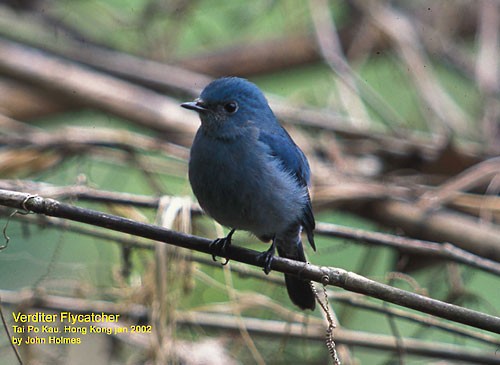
[0,188,499,334]
[0,37,198,145]
[1,179,499,275]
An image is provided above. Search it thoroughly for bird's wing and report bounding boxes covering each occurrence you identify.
[258,128,316,251]
[258,128,310,186]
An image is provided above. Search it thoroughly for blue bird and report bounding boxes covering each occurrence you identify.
[181,77,316,310]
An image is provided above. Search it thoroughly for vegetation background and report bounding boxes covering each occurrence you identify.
[0,0,499,364]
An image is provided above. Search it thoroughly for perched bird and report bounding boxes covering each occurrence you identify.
[181,77,316,310]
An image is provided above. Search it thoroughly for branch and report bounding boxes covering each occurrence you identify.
[3,202,500,340]
[329,291,500,346]
[317,222,500,276]
[0,35,485,166]
[179,312,500,364]
[1,290,499,364]
[365,200,500,262]
[0,124,190,161]
[0,37,198,145]
[418,156,500,210]
[0,189,499,335]
[2,179,499,275]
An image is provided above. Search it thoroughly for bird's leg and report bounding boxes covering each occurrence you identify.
[257,237,276,275]
[209,228,235,265]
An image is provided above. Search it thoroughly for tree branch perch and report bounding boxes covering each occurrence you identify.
[0,188,499,335]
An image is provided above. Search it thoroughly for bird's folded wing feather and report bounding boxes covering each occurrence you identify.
[258,128,316,251]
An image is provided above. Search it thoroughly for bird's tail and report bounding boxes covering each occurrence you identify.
[276,227,316,310]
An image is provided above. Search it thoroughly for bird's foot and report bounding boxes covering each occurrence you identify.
[209,229,235,265]
[257,239,276,275]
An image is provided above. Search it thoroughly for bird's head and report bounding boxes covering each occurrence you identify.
[181,77,274,138]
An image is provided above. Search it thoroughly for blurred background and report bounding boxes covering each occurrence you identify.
[0,0,499,364]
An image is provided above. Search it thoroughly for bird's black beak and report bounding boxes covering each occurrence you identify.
[181,99,208,113]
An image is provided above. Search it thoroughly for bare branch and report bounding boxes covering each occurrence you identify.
[317,222,500,276]
[418,157,500,210]
[0,38,198,145]
[0,189,499,334]
[367,200,500,262]
[0,289,499,364]
[2,179,498,276]
[330,291,500,346]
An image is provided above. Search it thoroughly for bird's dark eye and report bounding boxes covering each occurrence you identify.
[223,101,238,114]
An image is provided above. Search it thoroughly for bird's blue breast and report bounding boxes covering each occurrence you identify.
[188,127,307,239]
